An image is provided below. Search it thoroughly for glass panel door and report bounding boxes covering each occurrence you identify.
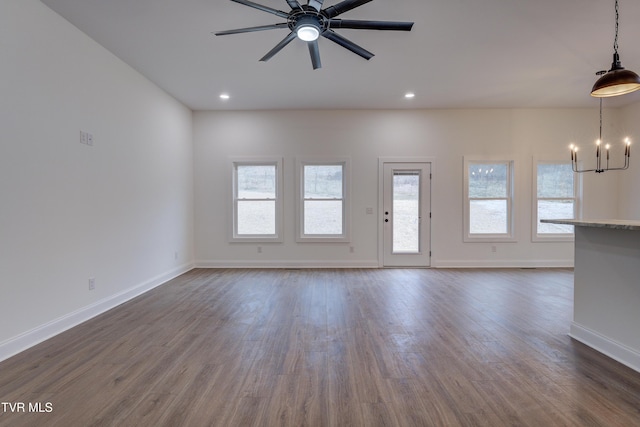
[393,171,420,253]
[382,163,431,267]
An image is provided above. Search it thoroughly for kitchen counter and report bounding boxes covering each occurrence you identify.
[541,218,640,231]
[542,219,640,372]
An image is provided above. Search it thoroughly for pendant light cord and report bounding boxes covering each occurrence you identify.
[613,0,619,54]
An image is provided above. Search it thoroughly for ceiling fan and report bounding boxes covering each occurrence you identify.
[215,0,414,69]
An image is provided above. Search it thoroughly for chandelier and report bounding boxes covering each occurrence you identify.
[570,98,630,173]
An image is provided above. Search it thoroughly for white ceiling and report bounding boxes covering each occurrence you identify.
[41,0,640,110]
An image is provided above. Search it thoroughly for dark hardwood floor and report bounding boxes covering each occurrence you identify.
[1,268,639,426]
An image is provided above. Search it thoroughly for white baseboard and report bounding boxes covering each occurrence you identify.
[570,322,640,373]
[195,259,573,269]
[433,259,574,268]
[0,263,194,363]
[195,259,380,269]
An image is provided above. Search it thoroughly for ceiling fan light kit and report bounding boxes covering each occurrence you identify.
[296,15,321,41]
[590,0,640,97]
[215,0,414,70]
[297,25,320,41]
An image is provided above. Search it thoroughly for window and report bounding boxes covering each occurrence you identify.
[230,158,283,242]
[296,158,350,242]
[464,159,515,242]
[534,161,577,241]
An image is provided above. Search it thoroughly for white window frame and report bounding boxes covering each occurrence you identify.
[296,157,351,243]
[532,159,579,242]
[463,157,516,242]
[229,157,283,243]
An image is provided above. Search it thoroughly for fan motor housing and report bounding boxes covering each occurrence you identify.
[290,11,327,34]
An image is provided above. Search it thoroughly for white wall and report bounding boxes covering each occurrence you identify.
[194,108,619,268]
[4,0,636,362]
[0,0,194,359]
[619,101,640,218]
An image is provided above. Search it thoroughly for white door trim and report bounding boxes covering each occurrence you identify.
[378,157,436,267]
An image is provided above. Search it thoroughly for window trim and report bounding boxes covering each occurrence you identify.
[463,157,516,243]
[295,157,351,243]
[229,157,284,243]
[532,159,579,242]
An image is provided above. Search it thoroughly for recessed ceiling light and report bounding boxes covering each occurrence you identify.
[220,93,230,100]
[404,92,415,99]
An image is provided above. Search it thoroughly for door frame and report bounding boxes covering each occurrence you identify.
[378,157,435,267]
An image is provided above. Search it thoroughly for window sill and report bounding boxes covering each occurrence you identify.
[296,236,350,243]
[532,235,574,243]
[230,236,283,243]
[464,235,517,243]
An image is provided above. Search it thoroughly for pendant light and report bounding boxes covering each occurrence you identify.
[591,0,640,97]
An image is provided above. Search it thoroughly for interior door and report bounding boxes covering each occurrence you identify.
[382,163,431,267]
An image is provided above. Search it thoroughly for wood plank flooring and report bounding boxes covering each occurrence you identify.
[1,268,640,426]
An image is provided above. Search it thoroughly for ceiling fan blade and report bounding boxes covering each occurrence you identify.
[230,0,290,19]
[286,0,303,10]
[215,23,289,36]
[329,19,414,31]
[323,0,373,19]
[322,29,373,60]
[308,39,322,69]
[260,32,298,62]
[308,0,325,12]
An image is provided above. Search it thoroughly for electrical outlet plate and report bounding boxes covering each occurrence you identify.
[88,277,95,290]
[80,130,94,146]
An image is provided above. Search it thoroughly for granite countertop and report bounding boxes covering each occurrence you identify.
[540,219,640,231]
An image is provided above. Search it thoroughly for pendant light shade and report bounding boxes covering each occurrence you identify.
[591,53,640,97]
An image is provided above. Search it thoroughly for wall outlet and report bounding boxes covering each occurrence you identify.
[366,207,373,215]
[80,130,94,146]
[349,246,355,253]
[174,251,178,261]
[88,277,96,290]
[491,246,497,253]
[257,246,262,253]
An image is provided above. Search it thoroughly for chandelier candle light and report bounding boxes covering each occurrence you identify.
[570,99,631,173]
